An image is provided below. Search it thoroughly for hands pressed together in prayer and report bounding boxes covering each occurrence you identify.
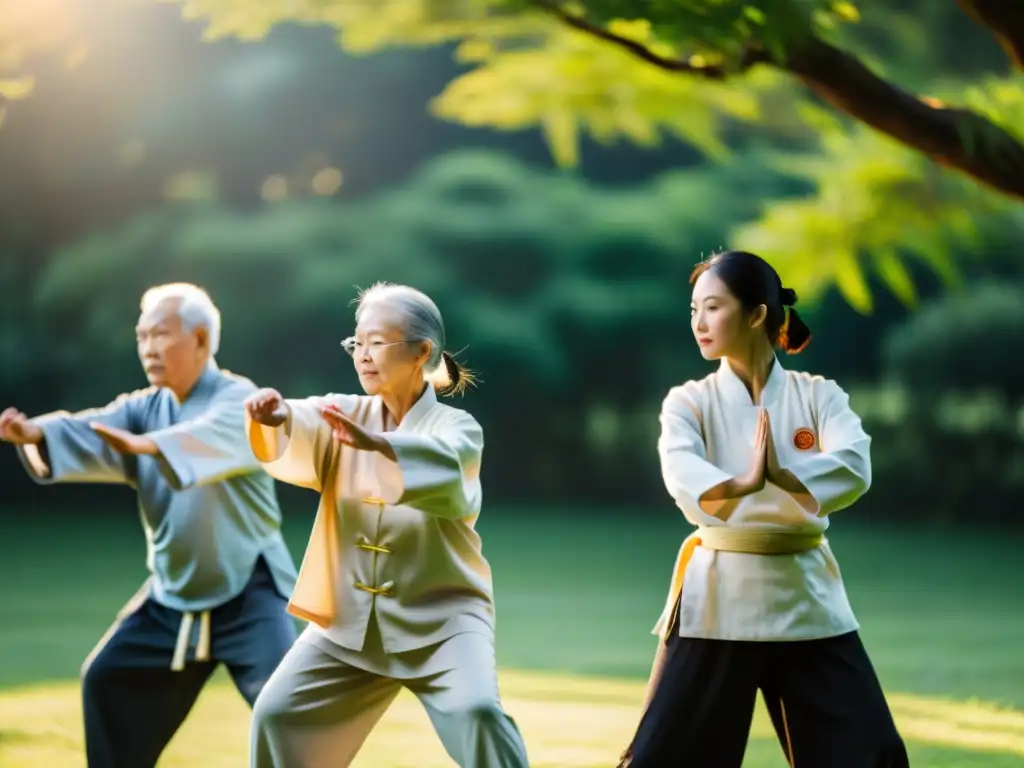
[701,408,805,506]
[244,389,396,460]
[741,409,803,497]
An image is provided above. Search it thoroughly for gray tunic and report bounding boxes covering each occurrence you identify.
[18,364,297,613]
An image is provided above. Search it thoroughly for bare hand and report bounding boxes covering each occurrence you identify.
[245,388,290,427]
[763,410,807,495]
[0,407,43,445]
[765,410,782,482]
[90,423,158,455]
[320,404,386,453]
[741,408,769,495]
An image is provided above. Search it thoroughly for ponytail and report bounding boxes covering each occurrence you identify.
[428,350,478,396]
[777,307,812,354]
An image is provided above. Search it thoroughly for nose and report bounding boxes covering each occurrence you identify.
[692,311,707,333]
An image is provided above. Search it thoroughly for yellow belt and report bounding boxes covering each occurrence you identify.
[657,527,825,640]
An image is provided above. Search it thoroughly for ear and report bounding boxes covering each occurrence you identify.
[415,340,432,367]
[748,304,767,330]
[194,326,209,351]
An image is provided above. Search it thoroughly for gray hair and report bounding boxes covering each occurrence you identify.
[140,282,222,356]
[354,282,474,396]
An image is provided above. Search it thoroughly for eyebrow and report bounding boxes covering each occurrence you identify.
[691,295,724,304]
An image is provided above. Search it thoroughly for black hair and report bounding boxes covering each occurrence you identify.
[689,250,811,353]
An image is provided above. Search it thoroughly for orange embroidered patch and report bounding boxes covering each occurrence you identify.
[793,428,816,451]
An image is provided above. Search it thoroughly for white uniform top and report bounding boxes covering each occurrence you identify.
[246,384,495,677]
[658,357,871,642]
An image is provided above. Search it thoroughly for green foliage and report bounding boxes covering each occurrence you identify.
[33,149,750,398]
[18,147,1024,518]
[801,282,1022,524]
[883,281,1024,399]
[853,381,1024,523]
[964,74,1024,146]
[733,118,988,312]
[27,149,786,499]
[438,20,761,166]
[848,281,1024,522]
[159,0,1024,313]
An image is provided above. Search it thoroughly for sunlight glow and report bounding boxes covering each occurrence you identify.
[0,672,1021,767]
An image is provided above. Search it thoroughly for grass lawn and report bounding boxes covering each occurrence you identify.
[0,506,1022,767]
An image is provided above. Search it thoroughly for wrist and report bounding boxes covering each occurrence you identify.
[275,404,292,428]
[373,434,397,461]
[732,475,754,497]
[739,470,764,496]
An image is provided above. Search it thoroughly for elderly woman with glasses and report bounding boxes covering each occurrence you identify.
[243,283,530,768]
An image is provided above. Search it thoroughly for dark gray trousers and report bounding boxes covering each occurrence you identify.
[81,558,297,767]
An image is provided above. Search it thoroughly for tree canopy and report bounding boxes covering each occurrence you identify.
[157,2,1024,190]
[10,148,1020,517]
[157,0,1023,310]
[7,1,1023,309]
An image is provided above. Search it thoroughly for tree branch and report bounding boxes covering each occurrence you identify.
[531,0,767,77]
[783,37,1024,199]
[955,0,1024,69]
[534,0,1024,200]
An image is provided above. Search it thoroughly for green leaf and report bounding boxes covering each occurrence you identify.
[831,2,861,23]
[873,247,917,307]
[542,109,580,167]
[834,248,873,313]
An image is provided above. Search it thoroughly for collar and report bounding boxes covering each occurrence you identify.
[378,383,437,433]
[170,360,220,405]
[717,356,786,407]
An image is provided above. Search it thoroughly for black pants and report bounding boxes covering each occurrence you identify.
[81,558,297,768]
[619,604,908,768]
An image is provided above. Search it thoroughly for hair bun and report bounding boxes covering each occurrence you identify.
[780,287,798,306]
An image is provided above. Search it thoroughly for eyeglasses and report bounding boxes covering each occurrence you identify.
[340,337,412,358]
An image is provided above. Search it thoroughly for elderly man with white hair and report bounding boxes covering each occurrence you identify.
[243,282,530,768]
[0,282,299,768]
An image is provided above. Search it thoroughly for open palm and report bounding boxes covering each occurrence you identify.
[90,422,157,456]
[320,405,381,452]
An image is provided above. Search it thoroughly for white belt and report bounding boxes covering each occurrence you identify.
[171,610,212,671]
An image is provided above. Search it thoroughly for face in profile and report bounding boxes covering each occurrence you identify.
[136,299,207,391]
[345,302,429,396]
[690,269,762,361]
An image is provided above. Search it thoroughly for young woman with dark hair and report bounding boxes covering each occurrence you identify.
[618,251,908,768]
